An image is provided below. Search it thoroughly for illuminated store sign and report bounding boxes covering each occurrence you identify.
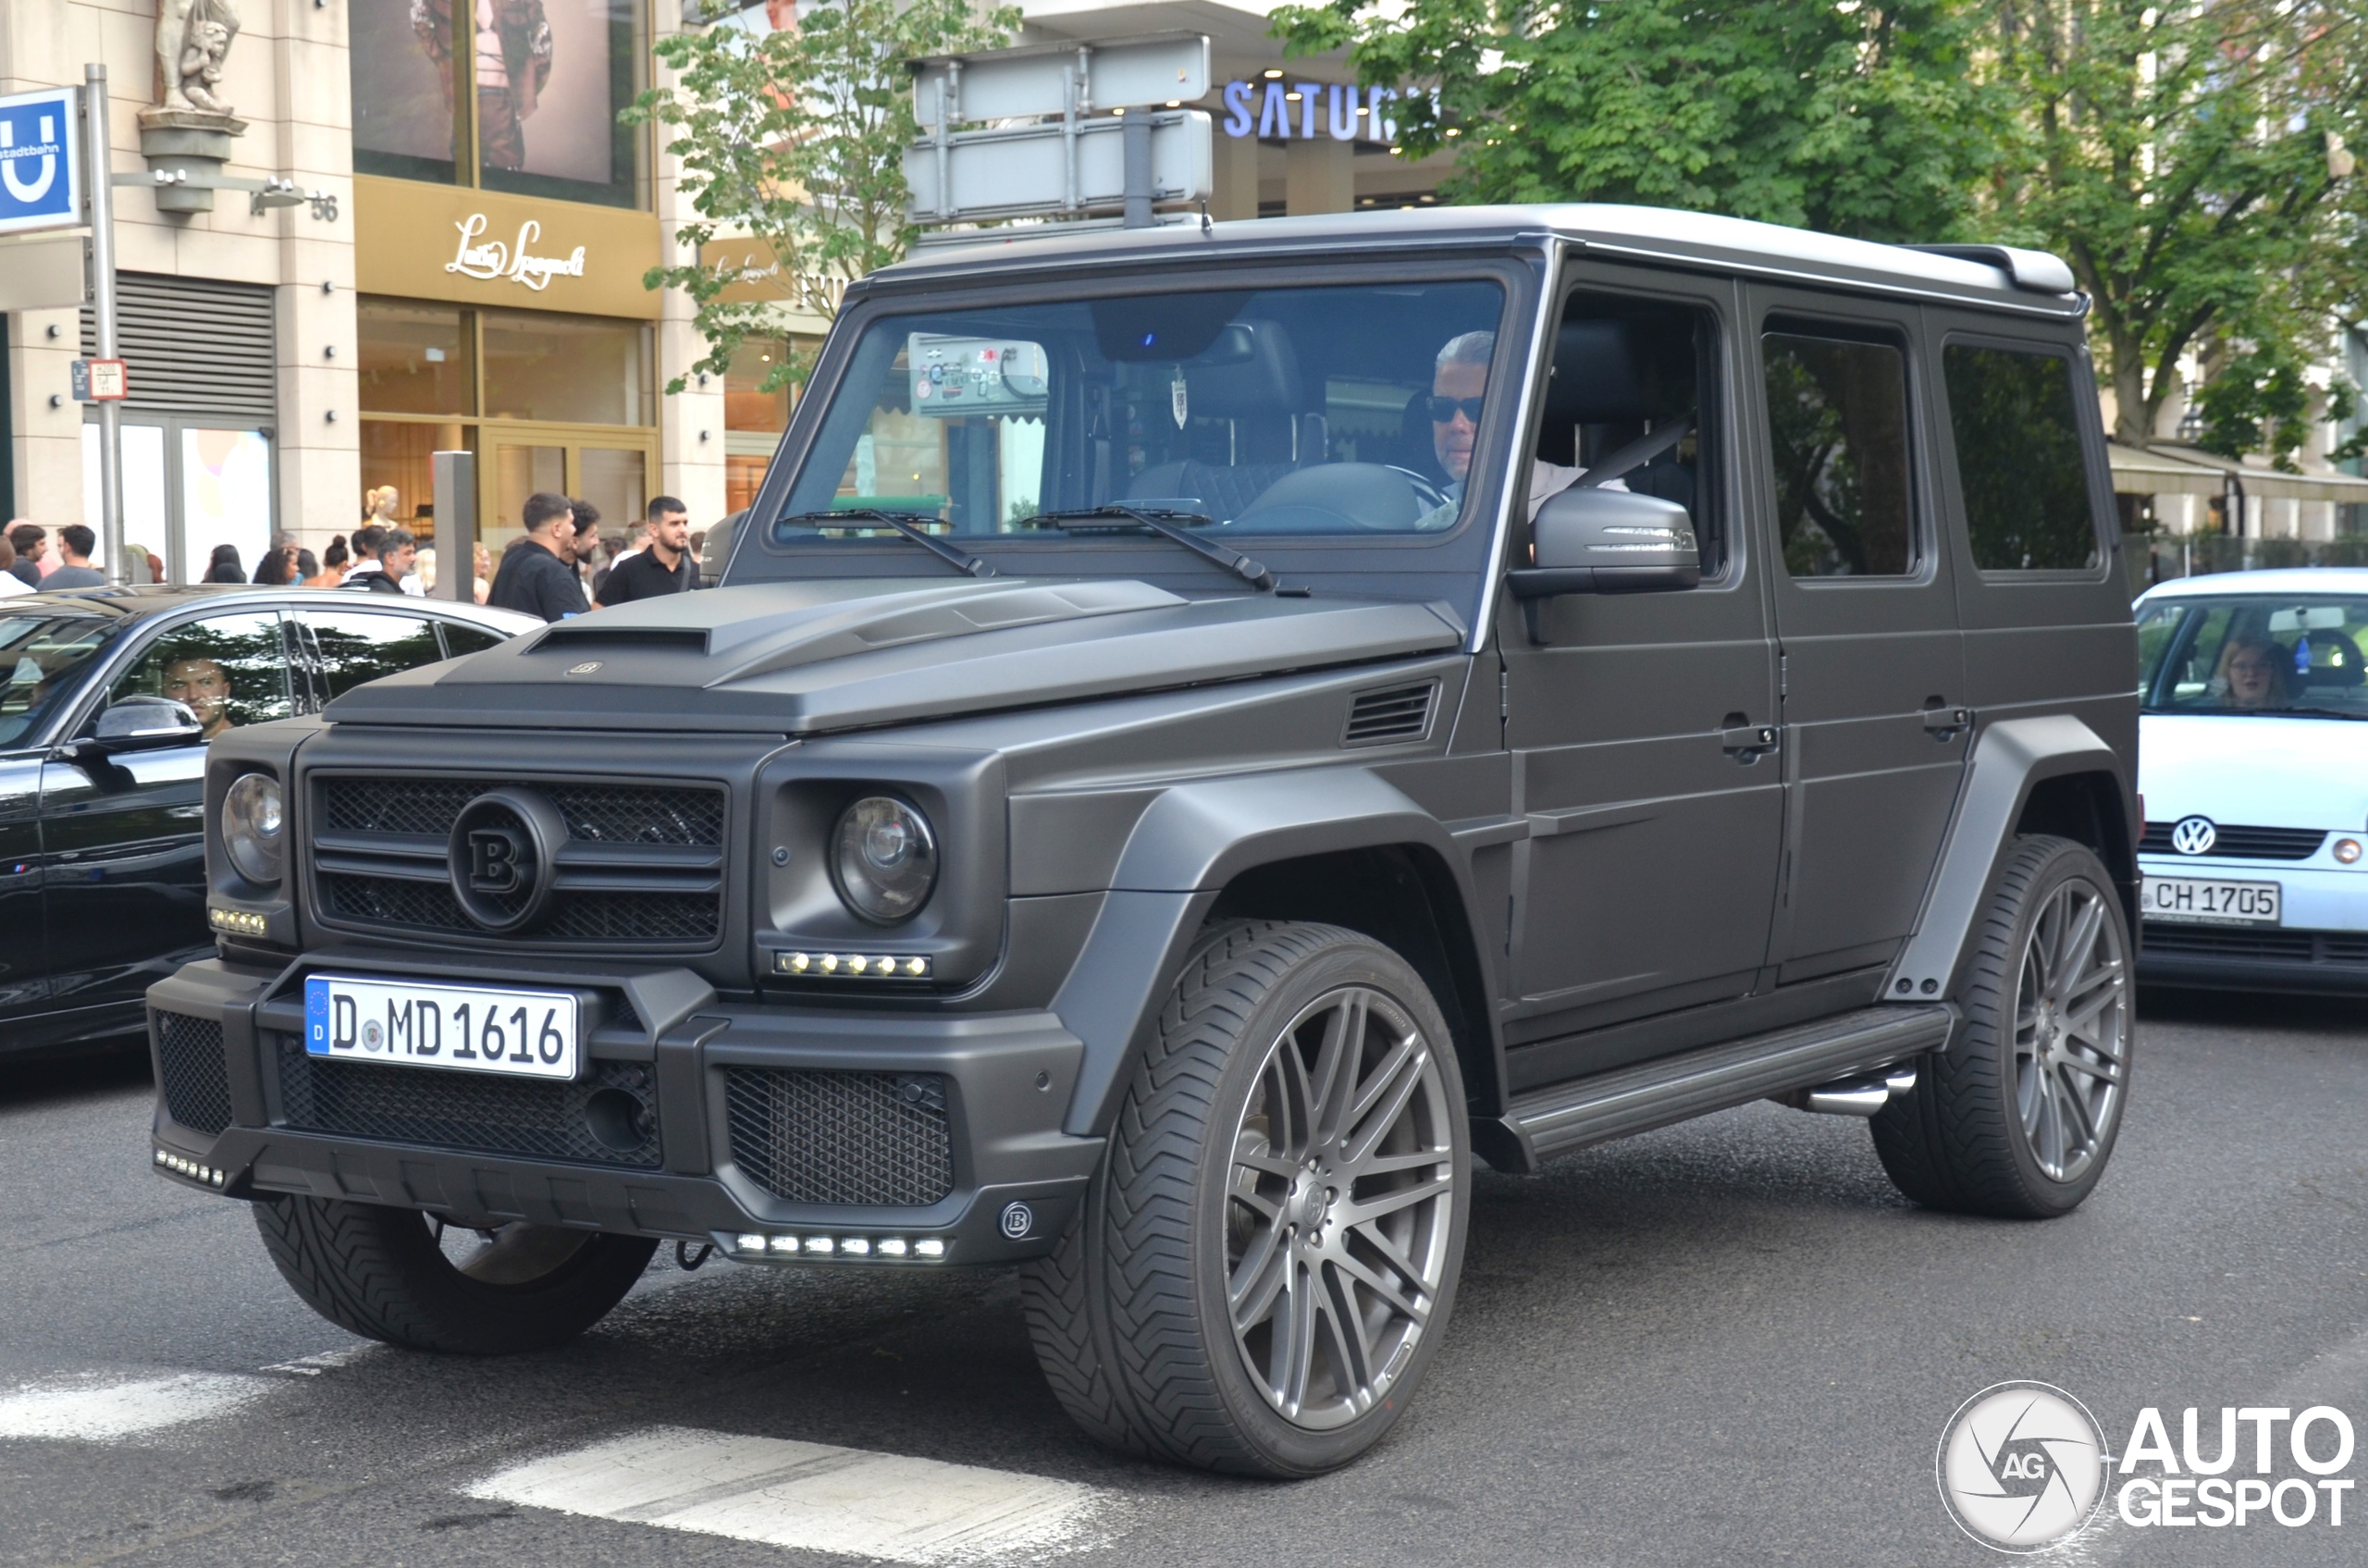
[1218,80,1406,142]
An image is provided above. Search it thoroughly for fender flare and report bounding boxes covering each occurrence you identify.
[1881,715,2134,1006]
[1051,767,1489,1138]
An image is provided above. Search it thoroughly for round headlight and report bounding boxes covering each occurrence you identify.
[831,796,937,924]
[221,772,285,885]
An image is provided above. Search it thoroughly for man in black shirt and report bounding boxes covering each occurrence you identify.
[487,492,588,623]
[593,496,696,607]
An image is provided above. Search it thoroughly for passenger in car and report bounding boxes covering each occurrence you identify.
[2216,634,2287,710]
[162,655,238,738]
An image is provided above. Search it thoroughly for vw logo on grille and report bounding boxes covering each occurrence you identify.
[447,789,565,932]
[2169,815,2218,856]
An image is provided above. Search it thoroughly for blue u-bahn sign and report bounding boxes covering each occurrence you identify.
[0,86,82,236]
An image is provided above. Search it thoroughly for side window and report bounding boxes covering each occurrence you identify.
[300,611,448,700]
[1537,295,1717,566]
[1943,343,2100,572]
[438,622,505,657]
[1761,329,1914,578]
[105,612,293,741]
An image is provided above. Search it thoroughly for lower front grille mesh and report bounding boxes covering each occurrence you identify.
[155,1012,233,1136]
[274,1038,661,1168]
[725,1068,955,1207]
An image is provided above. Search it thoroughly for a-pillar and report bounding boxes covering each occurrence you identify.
[1285,135,1353,216]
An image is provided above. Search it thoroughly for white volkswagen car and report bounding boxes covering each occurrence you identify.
[2134,569,2368,991]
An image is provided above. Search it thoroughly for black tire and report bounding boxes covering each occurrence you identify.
[253,1196,658,1354]
[1871,835,2133,1218]
[1022,920,1470,1475]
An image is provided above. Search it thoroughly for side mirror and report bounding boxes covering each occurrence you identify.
[86,698,205,751]
[1507,487,1701,642]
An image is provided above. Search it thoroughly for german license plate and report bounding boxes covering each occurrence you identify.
[303,975,580,1080]
[2142,877,2282,927]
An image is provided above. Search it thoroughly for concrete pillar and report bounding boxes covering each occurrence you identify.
[1211,129,1259,221]
[1285,136,1354,216]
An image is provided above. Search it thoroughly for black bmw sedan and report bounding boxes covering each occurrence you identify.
[0,585,536,1056]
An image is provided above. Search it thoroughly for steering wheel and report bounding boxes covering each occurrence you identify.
[1386,466,1452,516]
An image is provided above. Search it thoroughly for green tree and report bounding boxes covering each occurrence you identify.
[1980,3,2368,457]
[1268,0,2003,241]
[626,0,1016,396]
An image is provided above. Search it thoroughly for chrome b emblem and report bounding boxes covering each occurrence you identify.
[2169,816,2217,856]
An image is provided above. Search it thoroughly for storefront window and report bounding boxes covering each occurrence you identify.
[351,0,643,209]
[482,308,650,425]
[358,299,474,416]
[359,423,452,531]
[352,0,461,184]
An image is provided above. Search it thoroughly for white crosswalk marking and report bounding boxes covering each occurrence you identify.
[0,1374,265,1441]
[466,1426,1113,1564]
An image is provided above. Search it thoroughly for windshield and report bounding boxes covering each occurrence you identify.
[777,279,1509,551]
[0,612,120,748]
[2137,594,2368,718]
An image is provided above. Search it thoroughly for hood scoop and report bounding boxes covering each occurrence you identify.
[716,578,1187,684]
[536,625,712,655]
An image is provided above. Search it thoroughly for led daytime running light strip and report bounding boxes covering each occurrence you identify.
[207,907,269,936]
[730,1232,945,1261]
[775,951,931,979]
[154,1147,227,1187]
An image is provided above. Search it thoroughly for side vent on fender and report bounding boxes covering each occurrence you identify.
[1342,682,1438,747]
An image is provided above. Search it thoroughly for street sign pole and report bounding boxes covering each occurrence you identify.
[83,63,126,586]
[432,451,478,603]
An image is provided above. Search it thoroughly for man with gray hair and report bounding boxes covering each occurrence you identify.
[1417,329,1600,529]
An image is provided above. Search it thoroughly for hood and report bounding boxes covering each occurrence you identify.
[2139,712,2368,833]
[328,575,1466,734]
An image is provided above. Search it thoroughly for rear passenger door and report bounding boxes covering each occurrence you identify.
[1745,290,1968,983]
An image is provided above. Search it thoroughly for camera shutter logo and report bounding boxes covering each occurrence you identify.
[1937,1381,2108,1551]
[2170,816,2217,856]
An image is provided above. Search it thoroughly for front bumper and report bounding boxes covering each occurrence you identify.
[144,955,1104,1266]
[2139,858,2368,994]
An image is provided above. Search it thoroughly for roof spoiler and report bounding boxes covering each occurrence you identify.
[1904,243,2078,295]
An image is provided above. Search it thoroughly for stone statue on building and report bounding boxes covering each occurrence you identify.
[154,0,241,117]
[410,0,552,172]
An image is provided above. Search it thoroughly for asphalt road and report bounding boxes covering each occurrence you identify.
[5,988,2364,1568]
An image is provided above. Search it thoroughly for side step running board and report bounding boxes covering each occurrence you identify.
[1477,1005,1955,1173]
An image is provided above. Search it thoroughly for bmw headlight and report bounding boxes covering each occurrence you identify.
[221,772,285,885]
[831,796,937,923]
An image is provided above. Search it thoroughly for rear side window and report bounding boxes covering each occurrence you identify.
[1943,344,2099,572]
[438,623,504,657]
[1761,332,1914,577]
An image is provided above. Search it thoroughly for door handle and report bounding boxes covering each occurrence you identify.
[1719,720,1779,763]
[1921,703,1972,742]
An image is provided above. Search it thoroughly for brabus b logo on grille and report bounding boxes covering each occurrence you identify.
[2170,816,2217,856]
[467,827,524,893]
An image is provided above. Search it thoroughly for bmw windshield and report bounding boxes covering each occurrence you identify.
[740,274,1519,602]
[2137,593,2368,718]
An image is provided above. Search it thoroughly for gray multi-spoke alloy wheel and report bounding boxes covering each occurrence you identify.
[1022,920,1470,1475]
[1871,835,2134,1217]
[253,1196,658,1353]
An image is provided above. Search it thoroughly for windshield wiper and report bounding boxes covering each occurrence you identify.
[1014,505,1276,592]
[774,510,996,579]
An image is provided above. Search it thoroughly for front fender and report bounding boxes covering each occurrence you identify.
[1054,767,1480,1137]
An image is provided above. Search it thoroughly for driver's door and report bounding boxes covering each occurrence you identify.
[40,611,295,1019]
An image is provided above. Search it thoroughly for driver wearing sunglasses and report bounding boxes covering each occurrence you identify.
[1420,331,1614,529]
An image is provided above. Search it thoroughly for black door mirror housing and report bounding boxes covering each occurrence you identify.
[83,698,205,752]
[1507,487,1701,642]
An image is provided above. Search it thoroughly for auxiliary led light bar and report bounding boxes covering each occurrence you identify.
[730,1232,945,1261]
[207,906,269,937]
[774,951,931,979]
[154,1147,227,1187]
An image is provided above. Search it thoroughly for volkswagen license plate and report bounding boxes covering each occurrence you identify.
[303,975,580,1080]
[2141,877,2281,927]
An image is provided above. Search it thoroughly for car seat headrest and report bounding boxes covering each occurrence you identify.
[1544,320,1650,426]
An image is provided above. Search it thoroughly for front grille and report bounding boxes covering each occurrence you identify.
[275,1038,661,1168]
[311,774,725,947]
[725,1068,955,1207]
[2141,924,2368,965]
[2140,821,2329,860]
[155,1012,233,1135]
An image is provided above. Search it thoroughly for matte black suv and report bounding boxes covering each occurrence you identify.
[150,206,2139,1476]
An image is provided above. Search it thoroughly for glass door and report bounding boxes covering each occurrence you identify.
[491,442,569,558]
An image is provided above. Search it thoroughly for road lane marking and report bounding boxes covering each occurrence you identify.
[259,1345,376,1377]
[465,1426,1113,1564]
[0,1374,265,1441]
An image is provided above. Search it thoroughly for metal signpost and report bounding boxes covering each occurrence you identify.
[82,65,129,584]
[906,34,1212,231]
[432,451,479,604]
